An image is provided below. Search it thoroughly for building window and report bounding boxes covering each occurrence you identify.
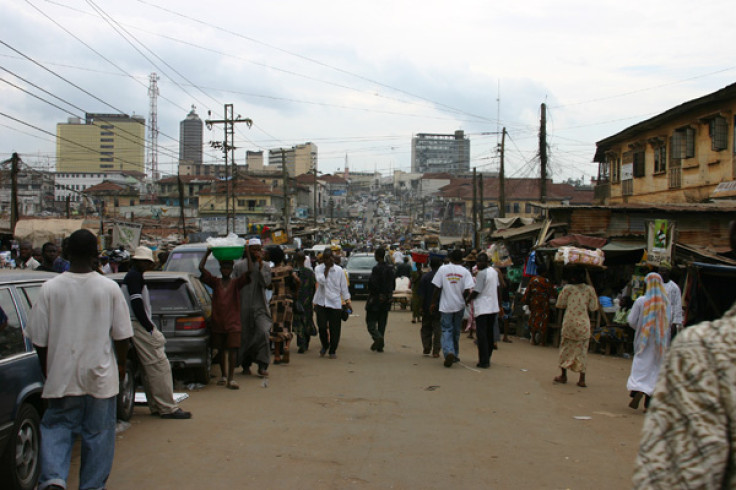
[622,179,633,196]
[609,155,621,184]
[130,199,135,206]
[671,127,695,160]
[100,158,113,162]
[653,145,666,174]
[101,145,113,149]
[101,164,113,169]
[633,151,645,178]
[710,116,728,151]
[525,203,532,213]
[100,125,114,129]
[513,202,520,213]
[237,200,245,207]
[100,131,114,136]
[100,138,113,143]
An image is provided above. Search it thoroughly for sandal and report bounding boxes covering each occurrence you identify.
[216,377,226,386]
[227,380,240,390]
[553,375,567,384]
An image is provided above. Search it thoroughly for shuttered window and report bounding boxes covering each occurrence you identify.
[710,116,728,151]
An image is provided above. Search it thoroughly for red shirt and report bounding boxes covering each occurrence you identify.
[200,270,249,334]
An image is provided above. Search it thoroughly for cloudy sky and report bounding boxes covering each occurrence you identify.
[2,0,735,182]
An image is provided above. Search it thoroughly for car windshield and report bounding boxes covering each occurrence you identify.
[164,251,220,277]
[147,280,195,311]
[347,256,377,270]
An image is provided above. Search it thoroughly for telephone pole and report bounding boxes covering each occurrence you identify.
[499,128,506,218]
[540,103,547,203]
[281,149,291,237]
[10,152,19,233]
[206,104,252,234]
[472,167,478,248]
[479,172,484,247]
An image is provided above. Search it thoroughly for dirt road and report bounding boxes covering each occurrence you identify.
[68,302,645,489]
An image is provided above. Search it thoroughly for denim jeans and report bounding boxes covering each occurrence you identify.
[40,395,117,490]
[440,310,464,359]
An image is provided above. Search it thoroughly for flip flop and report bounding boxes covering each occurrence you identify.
[227,380,240,390]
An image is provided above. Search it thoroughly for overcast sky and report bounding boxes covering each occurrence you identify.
[2,0,735,182]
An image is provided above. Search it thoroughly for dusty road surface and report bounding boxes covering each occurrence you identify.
[67,302,645,489]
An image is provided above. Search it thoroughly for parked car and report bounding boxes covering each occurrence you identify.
[345,253,377,299]
[109,271,213,384]
[163,243,221,277]
[0,271,54,490]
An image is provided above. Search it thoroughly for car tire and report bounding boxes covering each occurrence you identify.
[192,345,212,385]
[116,358,136,422]
[1,403,41,490]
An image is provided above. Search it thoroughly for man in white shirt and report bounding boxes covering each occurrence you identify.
[27,229,133,490]
[313,249,352,359]
[467,252,501,368]
[431,249,475,367]
[659,264,683,338]
[15,240,39,270]
[392,247,404,265]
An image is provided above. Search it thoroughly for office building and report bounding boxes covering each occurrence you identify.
[411,130,470,174]
[179,106,203,167]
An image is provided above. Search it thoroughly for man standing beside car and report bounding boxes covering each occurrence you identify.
[27,229,133,490]
[366,247,394,352]
[123,246,191,419]
[233,238,273,377]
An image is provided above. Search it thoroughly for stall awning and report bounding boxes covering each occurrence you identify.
[547,234,607,249]
[492,222,565,241]
[601,241,646,252]
[439,235,463,246]
[676,243,736,266]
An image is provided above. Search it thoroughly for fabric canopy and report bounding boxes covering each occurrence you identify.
[547,234,607,249]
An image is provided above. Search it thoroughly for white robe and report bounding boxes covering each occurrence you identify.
[626,296,671,395]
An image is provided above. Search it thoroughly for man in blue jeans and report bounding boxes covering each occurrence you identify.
[431,249,475,367]
[28,229,133,490]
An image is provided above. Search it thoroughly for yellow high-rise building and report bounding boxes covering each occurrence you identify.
[56,113,146,173]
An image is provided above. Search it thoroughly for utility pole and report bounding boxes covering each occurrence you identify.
[281,149,291,237]
[479,172,484,248]
[206,104,252,234]
[312,165,318,228]
[177,173,187,240]
[10,153,19,233]
[499,128,506,218]
[472,167,478,249]
[540,103,547,203]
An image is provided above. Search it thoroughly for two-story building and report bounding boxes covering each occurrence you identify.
[594,82,736,204]
[84,181,140,217]
[156,174,217,209]
[197,176,282,223]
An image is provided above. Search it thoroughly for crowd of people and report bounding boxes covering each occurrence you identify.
[11,222,736,488]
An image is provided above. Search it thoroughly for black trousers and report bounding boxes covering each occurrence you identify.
[316,305,342,355]
[476,313,498,367]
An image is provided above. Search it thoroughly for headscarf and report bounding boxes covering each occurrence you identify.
[635,272,671,356]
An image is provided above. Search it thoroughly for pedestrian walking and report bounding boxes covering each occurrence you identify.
[27,229,134,489]
[431,249,475,367]
[418,257,442,357]
[521,265,556,346]
[199,249,250,389]
[365,247,395,352]
[313,248,351,359]
[553,268,598,387]
[627,272,671,411]
[123,246,192,419]
[233,238,272,377]
[267,245,300,365]
[293,251,317,353]
[659,263,682,340]
[466,253,501,368]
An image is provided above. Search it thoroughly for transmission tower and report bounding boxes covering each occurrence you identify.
[147,72,160,181]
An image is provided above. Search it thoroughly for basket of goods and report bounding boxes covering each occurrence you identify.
[554,246,605,268]
[207,233,246,261]
[411,250,430,264]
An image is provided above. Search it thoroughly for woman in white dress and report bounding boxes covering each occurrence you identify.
[626,272,671,411]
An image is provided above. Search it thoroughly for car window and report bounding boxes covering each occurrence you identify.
[165,251,220,277]
[347,256,377,269]
[147,281,195,311]
[189,278,212,318]
[18,284,42,313]
[0,288,25,359]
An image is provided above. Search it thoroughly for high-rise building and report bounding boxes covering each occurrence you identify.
[268,142,317,176]
[179,106,203,168]
[411,130,470,174]
[246,150,264,171]
[56,113,146,173]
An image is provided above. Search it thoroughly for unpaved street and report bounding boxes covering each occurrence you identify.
[69,302,645,489]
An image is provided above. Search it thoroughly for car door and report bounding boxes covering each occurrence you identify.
[0,286,40,446]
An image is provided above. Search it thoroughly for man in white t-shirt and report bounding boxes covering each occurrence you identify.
[392,247,404,265]
[467,252,501,368]
[431,249,475,367]
[27,229,133,490]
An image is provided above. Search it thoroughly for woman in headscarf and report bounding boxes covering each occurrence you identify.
[626,272,671,411]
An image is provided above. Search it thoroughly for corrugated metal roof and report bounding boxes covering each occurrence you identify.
[544,202,736,213]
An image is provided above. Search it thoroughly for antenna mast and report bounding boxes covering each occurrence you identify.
[147,72,160,181]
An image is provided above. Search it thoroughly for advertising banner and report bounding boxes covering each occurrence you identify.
[113,221,143,250]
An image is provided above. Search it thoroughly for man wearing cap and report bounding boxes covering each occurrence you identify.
[233,238,273,377]
[122,246,191,419]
